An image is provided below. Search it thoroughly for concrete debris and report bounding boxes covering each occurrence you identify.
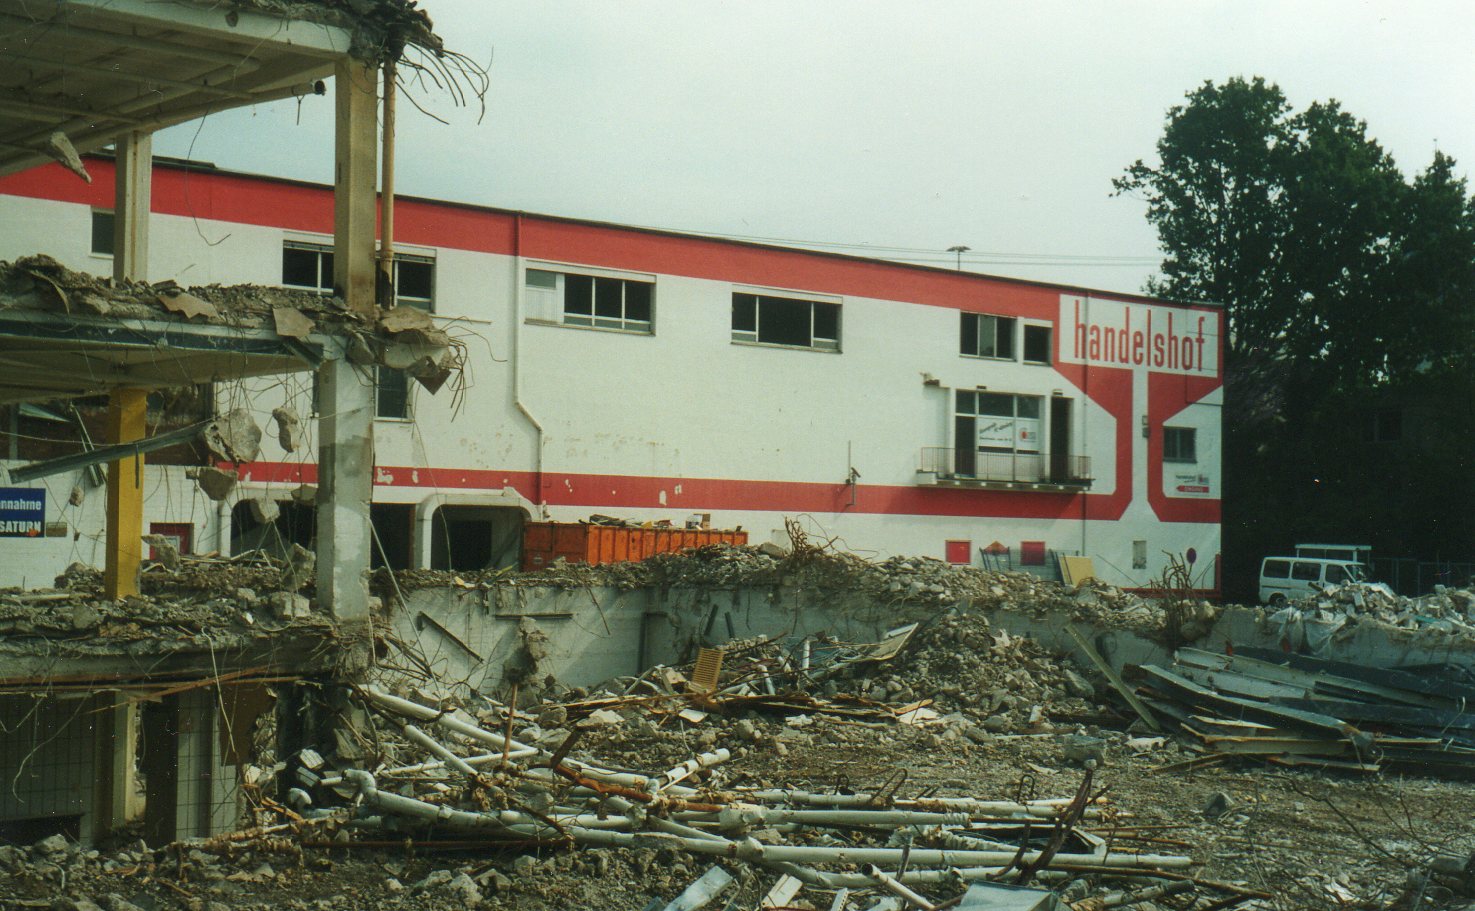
[190,465,238,501]
[271,405,303,452]
[203,407,263,464]
[156,285,220,321]
[272,306,316,339]
[247,495,281,525]
[45,130,90,183]
[280,543,316,593]
[141,533,181,569]
[269,591,312,620]
[1280,580,1475,634]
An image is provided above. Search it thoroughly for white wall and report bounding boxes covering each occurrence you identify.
[0,185,1222,589]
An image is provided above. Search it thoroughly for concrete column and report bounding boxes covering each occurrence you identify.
[91,694,139,840]
[315,357,373,627]
[112,131,151,284]
[103,388,147,599]
[333,59,378,317]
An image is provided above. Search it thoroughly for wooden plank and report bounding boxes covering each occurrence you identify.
[1065,624,1159,732]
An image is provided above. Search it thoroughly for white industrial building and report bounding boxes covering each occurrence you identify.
[0,156,1223,592]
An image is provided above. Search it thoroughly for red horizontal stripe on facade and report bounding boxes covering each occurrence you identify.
[230,460,1219,524]
[0,160,1218,321]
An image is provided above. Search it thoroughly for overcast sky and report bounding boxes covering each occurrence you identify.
[153,1,1475,295]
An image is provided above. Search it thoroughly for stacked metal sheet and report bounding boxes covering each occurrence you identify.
[1133,646,1475,777]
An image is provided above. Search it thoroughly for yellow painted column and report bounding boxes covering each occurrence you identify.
[103,388,147,599]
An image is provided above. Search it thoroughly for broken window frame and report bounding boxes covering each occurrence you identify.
[1163,426,1197,463]
[525,268,654,334]
[730,291,841,352]
[960,312,1015,360]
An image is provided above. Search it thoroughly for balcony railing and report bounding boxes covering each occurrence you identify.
[918,448,1093,487]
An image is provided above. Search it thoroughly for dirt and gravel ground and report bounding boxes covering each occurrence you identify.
[5,685,1474,910]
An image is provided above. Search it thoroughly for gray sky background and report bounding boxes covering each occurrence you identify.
[154,1,1475,296]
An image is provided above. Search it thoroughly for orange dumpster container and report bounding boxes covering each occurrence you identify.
[521,522,748,571]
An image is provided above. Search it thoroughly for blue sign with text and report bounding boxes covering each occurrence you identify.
[0,488,45,537]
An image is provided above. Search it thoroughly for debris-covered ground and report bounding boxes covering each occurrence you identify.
[6,543,1475,909]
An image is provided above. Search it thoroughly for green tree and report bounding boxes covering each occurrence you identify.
[1119,78,1475,597]
[1113,77,1291,361]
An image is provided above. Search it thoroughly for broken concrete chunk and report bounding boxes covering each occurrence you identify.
[141,534,180,569]
[268,591,311,620]
[280,544,316,593]
[157,287,219,321]
[1202,791,1237,819]
[45,131,90,183]
[246,496,280,525]
[271,405,303,453]
[203,408,262,464]
[272,306,315,339]
[290,483,317,505]
[192,466,238,501]
[68,485,84,507]
[379,305,435,334]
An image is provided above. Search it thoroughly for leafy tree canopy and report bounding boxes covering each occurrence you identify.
[1116,77,1475,386]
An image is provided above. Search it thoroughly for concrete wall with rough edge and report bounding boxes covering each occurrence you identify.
[394,587,1475,697]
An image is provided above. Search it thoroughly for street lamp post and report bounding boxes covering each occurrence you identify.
[947,245,970,271]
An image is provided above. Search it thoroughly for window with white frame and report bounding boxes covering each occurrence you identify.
[951,390,1043,478]
[1023,324,1052,364]
[525,268,653,333]
[282,241,435,310]
[960,312,1015,359]
[283,241,435,419]
[1163,426,1197,462]
[731,292,840,351]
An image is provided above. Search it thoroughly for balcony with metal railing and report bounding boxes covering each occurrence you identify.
[916,447,1093,491]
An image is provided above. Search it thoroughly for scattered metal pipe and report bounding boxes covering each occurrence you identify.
[863,863,939,911]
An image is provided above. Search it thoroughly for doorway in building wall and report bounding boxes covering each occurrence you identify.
[1050,397,1072,482]
[430,506,525,572]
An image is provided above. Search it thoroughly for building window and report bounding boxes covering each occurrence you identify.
[376,367,411,420]
[526,268,653,333]
[953,389,1042,477]
[283,241,333,293]
[732,292,840,351]
[961,313,1015,359]
[1163,426,1197,463]
[91,210,115,256]
[283,241,436,310]
[1023,325,1052,364]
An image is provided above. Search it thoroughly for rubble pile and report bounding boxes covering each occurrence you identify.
[828,613,1103,725]
[274,683,1219,911]
[401,542,1205,637]
[0,555,336,666]
[1284,580,1475,633]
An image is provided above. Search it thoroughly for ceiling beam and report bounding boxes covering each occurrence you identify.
[0,49,262,100]
[54,0,355,59]
[0,10,253,66]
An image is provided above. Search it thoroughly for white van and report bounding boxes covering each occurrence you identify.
[1259,557,1368,606]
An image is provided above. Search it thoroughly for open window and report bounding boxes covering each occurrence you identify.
[1023,324,1052,364]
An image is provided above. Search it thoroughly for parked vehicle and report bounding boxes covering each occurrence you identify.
[1258,556,1368,606]
[1293,543,1372,564]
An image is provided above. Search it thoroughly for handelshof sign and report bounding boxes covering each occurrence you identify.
[0,488,45,537]
[1058,295,1220,377]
